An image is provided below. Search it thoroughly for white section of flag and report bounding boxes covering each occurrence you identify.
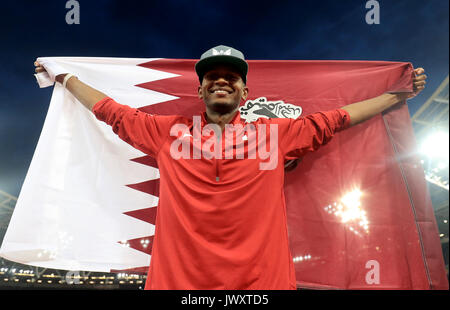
[0,57,167,272]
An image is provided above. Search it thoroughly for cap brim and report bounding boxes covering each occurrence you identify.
[195,56,248,83]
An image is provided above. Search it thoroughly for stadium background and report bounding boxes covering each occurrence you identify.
[0,0,448,289]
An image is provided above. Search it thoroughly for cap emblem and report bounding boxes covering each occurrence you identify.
[212,48,232,56]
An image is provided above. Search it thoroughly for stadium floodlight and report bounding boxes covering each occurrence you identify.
[420,131,449,161]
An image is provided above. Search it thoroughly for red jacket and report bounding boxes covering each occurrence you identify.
[93,97,351,289]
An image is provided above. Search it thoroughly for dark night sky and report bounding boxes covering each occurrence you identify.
[0,0,448,197]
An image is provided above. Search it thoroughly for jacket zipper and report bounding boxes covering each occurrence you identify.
[215,130,225,182]
[215,159,220,182]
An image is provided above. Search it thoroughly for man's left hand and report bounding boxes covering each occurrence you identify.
[407,67,427,99]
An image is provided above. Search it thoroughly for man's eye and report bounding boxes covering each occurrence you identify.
[206,74,218,80]
[205,74,239,82]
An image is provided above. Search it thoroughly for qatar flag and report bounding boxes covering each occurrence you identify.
[0,57,447,289]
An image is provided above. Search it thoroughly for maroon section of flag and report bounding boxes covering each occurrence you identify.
[126,179,160,197]
[118,236,154,256]
[131,155,158,169]
[136,59,201,116]
[121,59,447,289]
[110,266,149,275]
[124,207,157,225]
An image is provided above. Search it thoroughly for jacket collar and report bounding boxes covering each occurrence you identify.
[188,109,244,135]
[199,109,243,127]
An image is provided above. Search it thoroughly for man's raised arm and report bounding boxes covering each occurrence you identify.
[34,61,107,111]
[341,68,427,126]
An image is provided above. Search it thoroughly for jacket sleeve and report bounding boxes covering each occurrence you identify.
[276,109,351,159]
[92,97,174,158]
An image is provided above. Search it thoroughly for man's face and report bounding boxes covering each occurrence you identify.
[198,65,249,115]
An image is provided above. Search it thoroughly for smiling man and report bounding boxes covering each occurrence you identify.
[34,45,426,290]
[196,47,249,129]
[199,64,249,129]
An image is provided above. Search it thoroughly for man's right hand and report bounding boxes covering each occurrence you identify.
[34,59,109,112]
[34,61,46,74]
[34,61,66,84]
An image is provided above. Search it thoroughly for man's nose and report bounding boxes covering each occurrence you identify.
[214,77,229,85]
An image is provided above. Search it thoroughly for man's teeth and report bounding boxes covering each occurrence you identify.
[214,90,228,94]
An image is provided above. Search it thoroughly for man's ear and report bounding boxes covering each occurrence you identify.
[198,85,203,99]
[241,86,249,101]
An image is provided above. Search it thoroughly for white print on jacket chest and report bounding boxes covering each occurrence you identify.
[169,118,278,171]
[239,97,302,123]
[240,97,303,170]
